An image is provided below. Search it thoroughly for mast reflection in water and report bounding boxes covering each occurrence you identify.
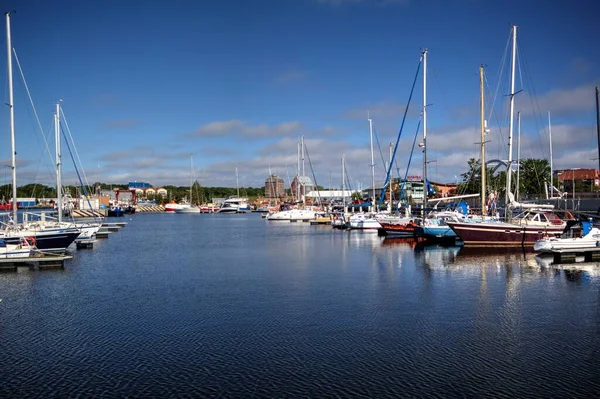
[0,214,598,397]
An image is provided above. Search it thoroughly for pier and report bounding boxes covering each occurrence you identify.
[544,247,600,264]
[0,255,73,271]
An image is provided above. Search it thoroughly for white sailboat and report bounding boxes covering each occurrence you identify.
[0,13,82,252]
[176,155,201,214]
[218,167,250,213]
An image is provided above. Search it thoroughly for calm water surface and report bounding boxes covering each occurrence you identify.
[1,213,599,397]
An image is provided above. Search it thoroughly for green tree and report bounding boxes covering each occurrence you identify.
[517,158,550,198]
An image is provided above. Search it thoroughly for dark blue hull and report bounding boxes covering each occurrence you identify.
[3,231,81,251]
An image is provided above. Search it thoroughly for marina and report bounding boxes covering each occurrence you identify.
[0,3,598,397]
[1,212,600,397]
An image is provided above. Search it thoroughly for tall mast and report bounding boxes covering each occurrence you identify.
[301,135,305,200]
[505,25,517,207]
[236,166,239,197]
[596,86,600,173]
[548,111,553,196]
[389,143,393,212]
[341,154,345,210]
[422,49,428,213]
[516,111,521,201]
[479,65,486,217]
[368,114,375,212]
[55,101,63,223]
[296,140,300,201]
[6,12,17,221]
[189,154,193,204]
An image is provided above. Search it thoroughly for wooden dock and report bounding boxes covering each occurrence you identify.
[0,255,73,271]
[75,238,96,249]
[96,230,112,239]
[546,247,600,264]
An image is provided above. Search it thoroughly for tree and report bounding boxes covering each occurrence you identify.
[516,158,550,198]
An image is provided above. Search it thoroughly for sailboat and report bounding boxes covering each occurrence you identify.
[0,12,81,252]
[446,26,567,247]
[217,167,250,213]
[176,155,201,214]
[18,101,102,242]
[348,116,383,230]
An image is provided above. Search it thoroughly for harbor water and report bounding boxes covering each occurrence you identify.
[1,213,599,397]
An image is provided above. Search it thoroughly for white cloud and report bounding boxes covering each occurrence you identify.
[191,120,303,139]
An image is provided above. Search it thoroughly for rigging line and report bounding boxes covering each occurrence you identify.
[302,143,322,206]
[518,42,549,162]
[60,122,97,221]
[12,48,55,169]
[372,126,389,176]
[484,73,506,158]
[378,54,423,206]
[60,108,94,194]
[399,116,423,204]
[486,29,512,157]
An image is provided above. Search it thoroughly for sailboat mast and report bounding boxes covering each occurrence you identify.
[480,65,486,217]
[301,135,305,201]
[389,143,393,212]
[341,154,345,211]
[236,166,239,197]
[548,111,553,195]
[516,111,521,201]
[505,25,517,207]
[296,141,300,201]
[6,12,17,221]
[596,86,599,172]
[368,115,375,212]
[189,154,193,204]
[422,49,428,214]
[55,101,63,223]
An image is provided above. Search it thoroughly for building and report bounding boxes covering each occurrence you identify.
[290,175,315,200]
[265,174,285,198]
[556,169,600,192]
[430,181,458,197]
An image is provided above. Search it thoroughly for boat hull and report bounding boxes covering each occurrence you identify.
[447,221,564,247]
[2,231,81,252]
[378,221,418,237]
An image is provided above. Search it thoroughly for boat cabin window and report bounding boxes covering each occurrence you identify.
[544,212,562,224]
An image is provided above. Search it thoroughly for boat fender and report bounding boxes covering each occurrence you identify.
[597,241,600,247]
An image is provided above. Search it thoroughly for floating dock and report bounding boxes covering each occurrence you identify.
[0,255,73,271]
[545,247,600,264]
[75,238,96,249]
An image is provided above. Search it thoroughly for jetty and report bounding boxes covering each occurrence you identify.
[543,247,600,264]
[0,255,73,271]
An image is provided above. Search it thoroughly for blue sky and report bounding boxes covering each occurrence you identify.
[1,0,598,192]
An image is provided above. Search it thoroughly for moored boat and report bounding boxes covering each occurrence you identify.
[217,197,250,213]
[534,219,600,253]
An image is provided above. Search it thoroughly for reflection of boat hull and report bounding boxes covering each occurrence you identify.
[381,237,422,249]
[447,221,564,247]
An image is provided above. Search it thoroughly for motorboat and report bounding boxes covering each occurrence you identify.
[217,197,251,213]
[348,213,382,230]
[0,236,36,258]
[534,219,600,253]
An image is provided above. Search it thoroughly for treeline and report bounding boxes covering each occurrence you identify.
[0,182,270,204]
[454,157,596,198]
